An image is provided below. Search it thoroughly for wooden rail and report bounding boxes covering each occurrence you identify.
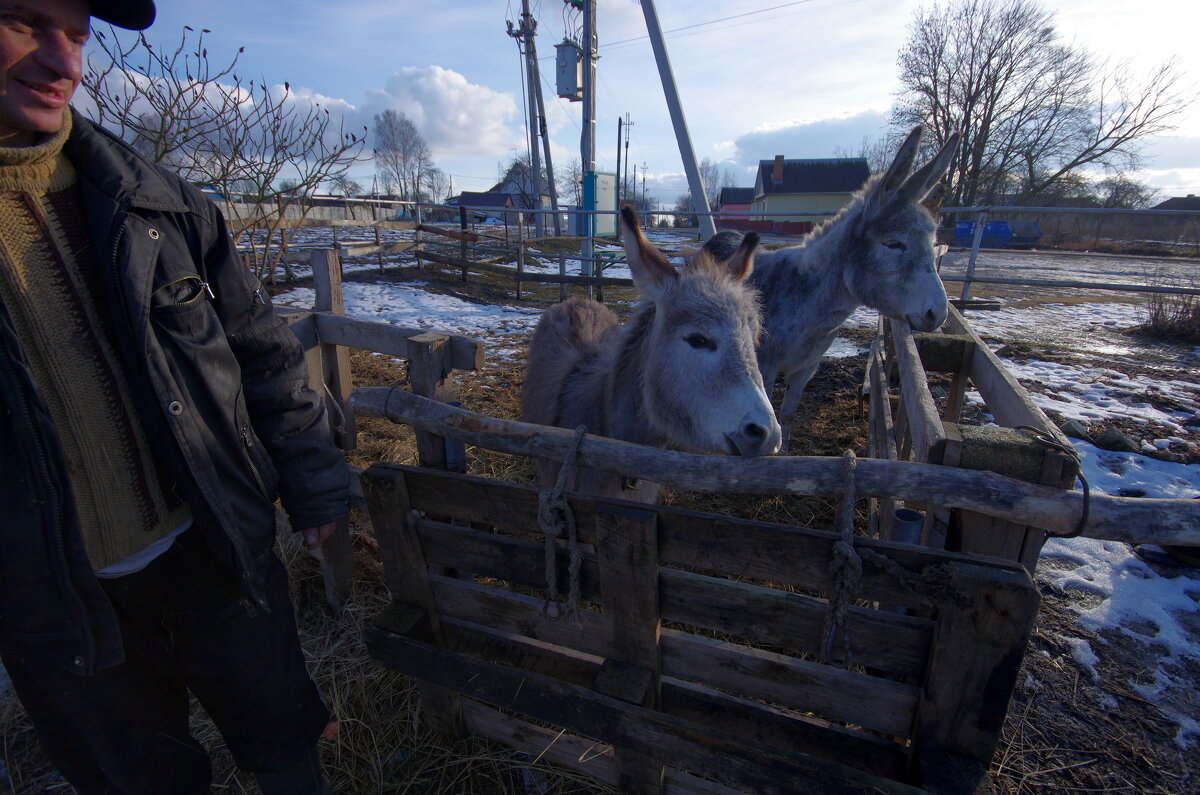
[346,387,1200,545]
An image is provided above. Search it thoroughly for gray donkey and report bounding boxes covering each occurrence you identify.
[521,206,781,502]
[711,125,959,449]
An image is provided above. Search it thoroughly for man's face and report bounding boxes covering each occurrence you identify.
[0,0,89,147]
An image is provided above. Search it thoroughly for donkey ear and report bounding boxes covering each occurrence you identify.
[874,125,924,199]
[898,131,960,202]
[619,205,678,298]
[717,231,759,283]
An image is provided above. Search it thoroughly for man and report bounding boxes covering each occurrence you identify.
[0,0,349,792]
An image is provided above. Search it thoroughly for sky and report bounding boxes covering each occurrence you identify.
[78,0,1200,206]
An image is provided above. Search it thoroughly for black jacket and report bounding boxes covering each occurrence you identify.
[0,113,349,675]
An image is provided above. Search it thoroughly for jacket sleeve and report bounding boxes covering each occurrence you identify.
[200,201,350,530]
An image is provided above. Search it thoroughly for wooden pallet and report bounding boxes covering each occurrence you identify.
[865,304,1079,570]
[362,463,1039,794]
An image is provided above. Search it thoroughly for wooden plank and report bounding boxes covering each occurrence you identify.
[337,241,419,258]
[889,317,946,463]
[593,503,664,795]
[914,562,1039,789]
[660,569,932,681]
[663,679,910,782]
[429,575,609,659]
[311,249,356,450]
[316,313,484,372]
[437,616,911,783]
[361,466,465,738]
[459,700,619,788]
[363,625,924,795]
[659,629,921,738]
[278,309,318,350]
[417,222,479,243]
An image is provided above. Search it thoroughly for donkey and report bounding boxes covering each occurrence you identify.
[712,125,959,448]
[521,206,781,502]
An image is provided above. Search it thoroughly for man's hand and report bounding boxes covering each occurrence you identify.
[300,522,337,551]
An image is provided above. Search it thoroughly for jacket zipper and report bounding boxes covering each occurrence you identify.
[240,424,270,499]
[155,274,215,305]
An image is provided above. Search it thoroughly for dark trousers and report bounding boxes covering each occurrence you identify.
[3,528,329,794]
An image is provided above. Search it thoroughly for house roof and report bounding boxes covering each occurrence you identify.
[719,187,755,205]
[459,191,514,208]
[1154,195,1200,211]
[756,158,870,196]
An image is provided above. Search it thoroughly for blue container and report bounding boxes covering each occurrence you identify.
[953,220,1042,249]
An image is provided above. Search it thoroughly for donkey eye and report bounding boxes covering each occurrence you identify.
[685,333,716,351]
[882,240,907,251]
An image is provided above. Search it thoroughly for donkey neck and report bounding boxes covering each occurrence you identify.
[795,203,869,318]
[602,305,662,446]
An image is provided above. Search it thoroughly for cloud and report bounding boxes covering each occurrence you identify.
[730,111,891,168]
[1141,135,1200,171]
[360,66,522,161]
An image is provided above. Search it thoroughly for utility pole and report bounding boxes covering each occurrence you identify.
[623,112,633,207]
[642,161,647,222]
[507,0,550,236]
[639,0,715,239]
[616,115,623,207]
[581,0,597,295]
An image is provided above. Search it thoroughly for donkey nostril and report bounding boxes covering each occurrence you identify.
[745,423,766,441]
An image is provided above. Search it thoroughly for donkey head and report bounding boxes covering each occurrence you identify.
[848,125,959,332]
[619,206,781,457]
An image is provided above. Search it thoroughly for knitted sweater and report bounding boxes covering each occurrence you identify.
[0,113,189,570]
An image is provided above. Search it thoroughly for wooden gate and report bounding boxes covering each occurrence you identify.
[361,463,1039,794]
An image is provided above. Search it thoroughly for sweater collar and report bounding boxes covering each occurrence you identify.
[0,112,74,193]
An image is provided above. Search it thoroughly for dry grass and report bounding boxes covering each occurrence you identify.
[1138,290,1200,343]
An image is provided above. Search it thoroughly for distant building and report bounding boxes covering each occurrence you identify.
[717,187,754,221]
[752,156,870,224]
[455,191,518,224]
[1154,194,1200,211]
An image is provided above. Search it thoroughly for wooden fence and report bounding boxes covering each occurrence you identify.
[278,250,1200,792]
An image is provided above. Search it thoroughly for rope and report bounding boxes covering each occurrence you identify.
[1015,425,1090,538]
[538,426,587,626]
[822,451,862,667]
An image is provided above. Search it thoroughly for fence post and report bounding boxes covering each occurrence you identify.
[961,209,987,302]
[558,253,567,302]
[405,332,456,470]
[458,206,469,283]
[515,211,525,300]
[310,247,355,612]
[414,203,424,271]
[374,223,384,274]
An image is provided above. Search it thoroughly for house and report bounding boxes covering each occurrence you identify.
[752,156,870,227]
[455,191,518,224]
[717,187,754,222]
[1154,195,1200,211]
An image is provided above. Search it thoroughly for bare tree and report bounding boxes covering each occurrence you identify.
[327,174,363,197]
[1094,175,1159,210]
[894,0,1190,206]
[83,25,366,282]
[373,109,434,203]
[556,156,584,207]
[697,157,734,209]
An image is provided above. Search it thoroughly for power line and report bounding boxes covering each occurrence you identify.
[601,0,820,50]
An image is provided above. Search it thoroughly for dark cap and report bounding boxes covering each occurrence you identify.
[90,0,156,30]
